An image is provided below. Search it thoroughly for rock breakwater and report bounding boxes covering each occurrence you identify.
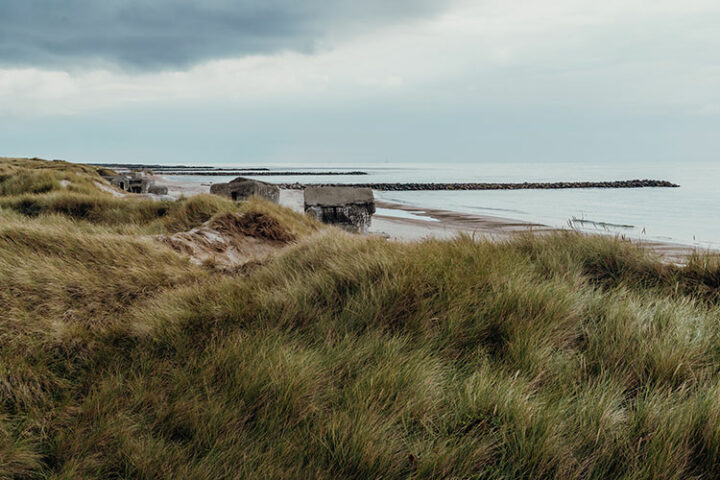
[278,179,679,191]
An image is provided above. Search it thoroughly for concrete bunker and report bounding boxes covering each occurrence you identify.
[102,172,166,195]
[210,177,280,203]
[304,186,375,233]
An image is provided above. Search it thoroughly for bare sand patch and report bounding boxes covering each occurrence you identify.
[94,181,127,197]
[157,211,295,270]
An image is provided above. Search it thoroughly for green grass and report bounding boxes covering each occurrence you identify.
[2,157,720,479]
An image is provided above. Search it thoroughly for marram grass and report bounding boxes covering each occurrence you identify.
[2,157,720,479]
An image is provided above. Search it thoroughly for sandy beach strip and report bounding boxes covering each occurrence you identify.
[369,200,554,240]
[152,175,701,261]
[368,200,698,262]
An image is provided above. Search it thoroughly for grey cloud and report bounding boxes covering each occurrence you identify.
[0,0,444,69]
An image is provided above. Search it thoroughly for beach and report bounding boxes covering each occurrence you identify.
[152,174,700,262]
[154,174,553,240]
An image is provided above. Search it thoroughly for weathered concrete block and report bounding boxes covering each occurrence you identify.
[303,186,374,206]
[103,172,162,195]
[210,177,280,203]
[148,184,169,195]
[102,171,171,195]
[304,186,375,233]
[104,173,150,193]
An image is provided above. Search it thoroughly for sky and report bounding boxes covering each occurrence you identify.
[1,0,720,166]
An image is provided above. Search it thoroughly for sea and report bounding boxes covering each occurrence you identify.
[162,161,720,249]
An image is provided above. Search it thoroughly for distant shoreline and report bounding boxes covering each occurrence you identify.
[94,163,678,190]
[152,174,701,261]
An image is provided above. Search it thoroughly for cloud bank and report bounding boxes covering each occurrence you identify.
[2,0,720,165]
[0,0,444,69]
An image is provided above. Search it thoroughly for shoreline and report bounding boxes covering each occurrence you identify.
[370,199,554,240]
[370,199,698,262]
[152,175,705,262]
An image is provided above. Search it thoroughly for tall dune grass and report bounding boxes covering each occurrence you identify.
[0,157,109,196]
[2,157,720,479]
[0,192,241,233]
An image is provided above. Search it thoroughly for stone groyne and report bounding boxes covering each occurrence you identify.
[277,179,679,191]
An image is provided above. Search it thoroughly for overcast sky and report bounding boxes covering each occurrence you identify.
[1,0,719,165]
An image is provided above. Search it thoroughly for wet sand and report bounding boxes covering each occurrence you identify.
[369,200,554,241]
[370,201,697,262]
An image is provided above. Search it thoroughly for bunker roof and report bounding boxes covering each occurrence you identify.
[304,186,374,207]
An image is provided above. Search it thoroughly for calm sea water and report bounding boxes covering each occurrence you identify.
[164,161,719,248]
